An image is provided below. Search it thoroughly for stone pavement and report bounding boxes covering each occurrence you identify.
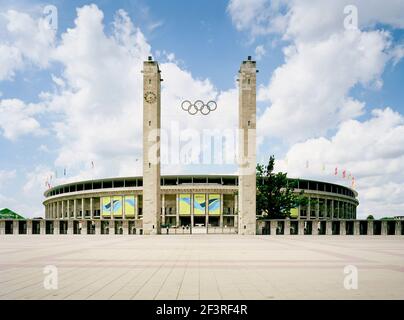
[0,235,403,299]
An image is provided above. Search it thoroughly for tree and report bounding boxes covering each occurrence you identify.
[256,155,305,219]
[367,215,374,220]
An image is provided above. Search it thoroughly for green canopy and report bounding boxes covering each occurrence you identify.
[0,208,25,220]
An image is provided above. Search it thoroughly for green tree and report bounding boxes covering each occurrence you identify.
[256,155,305,219]
[367,215,374,220]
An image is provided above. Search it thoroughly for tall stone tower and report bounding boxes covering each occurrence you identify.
[238,56,257,235]
[142,56,161,235]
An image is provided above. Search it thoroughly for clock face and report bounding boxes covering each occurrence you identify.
[144,91,157,104]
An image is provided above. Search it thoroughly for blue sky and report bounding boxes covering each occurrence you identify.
[0,0,404,218]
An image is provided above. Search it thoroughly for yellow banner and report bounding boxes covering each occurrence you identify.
[208,194,221,215]
[179,194,191,215]
[194,194,206,215]
[124,196,135,218]
[112,196,123,217]
[101,197,111,217]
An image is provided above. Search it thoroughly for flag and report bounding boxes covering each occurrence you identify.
[334,167,338,175]
[91,161,94,169]
[342,170,346,179]
[351,176,355,188]
[64,168,66,176]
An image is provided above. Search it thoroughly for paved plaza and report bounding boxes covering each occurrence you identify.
[0,235,403,299]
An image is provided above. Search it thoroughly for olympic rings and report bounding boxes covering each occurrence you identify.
[180,100,217,115]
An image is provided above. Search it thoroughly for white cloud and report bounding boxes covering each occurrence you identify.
[37,5,237,182]
[227,0,288,37]
[230,0,404,218]
[0,9,55,81]
[0,169,16,186]
[227,0,404,41]
[23,165,53,194]
[38,144,50,153]
[258,29,391,142]
[0,44,23,80]
[254,45,266,60]
[279,108,404,218]
[0,98,46,140]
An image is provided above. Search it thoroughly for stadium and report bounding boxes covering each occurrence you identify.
[2,57,403,236]
[42,175,359,234]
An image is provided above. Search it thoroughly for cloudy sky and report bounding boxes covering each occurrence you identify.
[0,0,403,218]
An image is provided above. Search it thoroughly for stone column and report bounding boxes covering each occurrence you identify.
[307,197,311,219]
[61,201,65,219]
[205,193,209,228]
[26,220,32,235]
[176,193,179,227]
[73,199,77,219]
[68,200,71,219]
[0,220,5,235]
[219,194,223,228]
[95,220,101,235]
[67,220,73,235]
[234,193,238,228]
[238,56,257,235]
[109,220,114,235]
[298,220,304,235]
[123,220,129,235]
[331,199,334,219]
[54,220,59,235]
[312,220,319,235]
[284,220,290,235]
[142,56,162,235]
[354,221,360,235]
[395,221,401,236]
[135,194,139,220]
[340,220,346,235]
[13,221,19,235]
[191,193,194,228]
[81,220,87,235]
[367,221,374,235]
[40,220,46,235]
[270,220,277,235]
[326,221,332,235]
[90,198,94,219]
[161,194,165,225]
[381,221,388,235]
[81,198,85,219]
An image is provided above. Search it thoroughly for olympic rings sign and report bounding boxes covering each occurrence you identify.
[181,100,217,115]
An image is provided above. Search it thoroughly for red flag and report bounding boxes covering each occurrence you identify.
[342,170,346,179]
[334,167,338,175]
